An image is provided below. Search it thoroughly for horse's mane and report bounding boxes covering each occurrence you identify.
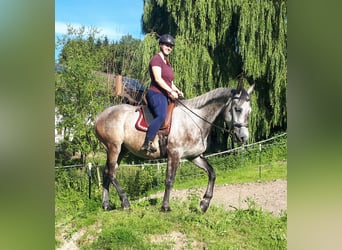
[181,87,232,109]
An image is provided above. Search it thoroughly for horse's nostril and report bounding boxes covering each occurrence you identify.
[239,135,249,142]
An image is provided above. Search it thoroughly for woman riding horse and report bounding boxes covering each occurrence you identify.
[141,34,184,153]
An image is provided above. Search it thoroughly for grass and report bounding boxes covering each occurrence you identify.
[56,137,287,249]
[56,161,287,249]
[56,194,287,249]
[172,160,287,190]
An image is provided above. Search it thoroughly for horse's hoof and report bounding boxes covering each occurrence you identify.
[122,205,130,211]
[161,206,172,212]
[121,200,131,210]
[102,204,111,211]
[200,199,210,213]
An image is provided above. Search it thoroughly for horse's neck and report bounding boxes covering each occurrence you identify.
[184,88,231,123]
[201,102,225,121]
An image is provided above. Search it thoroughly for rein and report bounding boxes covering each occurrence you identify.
[175,98,231,134]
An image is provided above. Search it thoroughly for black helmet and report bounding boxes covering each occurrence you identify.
[159,34,175,46]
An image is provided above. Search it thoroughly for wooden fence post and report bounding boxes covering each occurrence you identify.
[87,162,92,199]
[114,74,123,96]
[96,165,102,188]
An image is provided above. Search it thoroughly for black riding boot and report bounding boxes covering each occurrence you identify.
[140,137,157,153]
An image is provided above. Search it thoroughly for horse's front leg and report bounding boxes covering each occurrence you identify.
[161,153,180,212]
[191,155,216,212]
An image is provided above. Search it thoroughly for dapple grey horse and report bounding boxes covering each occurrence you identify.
[95,81,254,212]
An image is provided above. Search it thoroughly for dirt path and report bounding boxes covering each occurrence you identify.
[149,179,287,215]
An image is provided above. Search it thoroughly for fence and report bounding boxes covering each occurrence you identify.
[55,133,287,199]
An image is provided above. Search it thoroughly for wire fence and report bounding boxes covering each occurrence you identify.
[55,133,287,199]
[55,132,286,168]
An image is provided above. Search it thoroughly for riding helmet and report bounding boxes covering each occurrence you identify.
[159,34,175,46]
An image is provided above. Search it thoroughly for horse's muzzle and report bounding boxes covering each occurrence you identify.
[232,124,249,144]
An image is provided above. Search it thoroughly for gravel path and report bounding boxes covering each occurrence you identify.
[149,179,287,215]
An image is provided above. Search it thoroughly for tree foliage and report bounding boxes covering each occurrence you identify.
[101,35,141,76]
[142,0,287,140]
[55,26,112,164]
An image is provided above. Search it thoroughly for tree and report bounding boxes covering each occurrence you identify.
[141,0,287,141]
[55,25,112,164]
[109,35,141,75]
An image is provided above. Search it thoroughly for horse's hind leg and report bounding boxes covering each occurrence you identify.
[102,144,130,210]
[102,164,111,210]
[191,155,216,212]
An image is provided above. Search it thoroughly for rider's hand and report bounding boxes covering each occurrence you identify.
[170,90,179,99]
[177,91,184,98]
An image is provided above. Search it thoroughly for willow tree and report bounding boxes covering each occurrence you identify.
[141,0,287,141]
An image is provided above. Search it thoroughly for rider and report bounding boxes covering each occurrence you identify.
[140,34,184,153]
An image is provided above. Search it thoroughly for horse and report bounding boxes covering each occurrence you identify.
[94,81,254,212]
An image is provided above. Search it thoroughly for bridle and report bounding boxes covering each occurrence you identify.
[230,96,250,128]
[228,95,250,142]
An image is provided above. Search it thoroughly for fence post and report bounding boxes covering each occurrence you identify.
[96,165,102,188]
[88,162,92,199]
[241,144,245,168]
[157,162,160,186]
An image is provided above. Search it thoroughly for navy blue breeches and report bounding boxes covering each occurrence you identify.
[146,90,168,140]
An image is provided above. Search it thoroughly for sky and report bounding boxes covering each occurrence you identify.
[55,0,144,61]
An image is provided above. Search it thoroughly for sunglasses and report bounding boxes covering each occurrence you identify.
[162,43,173,48]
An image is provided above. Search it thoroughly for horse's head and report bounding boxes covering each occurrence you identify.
[223,81,255,144]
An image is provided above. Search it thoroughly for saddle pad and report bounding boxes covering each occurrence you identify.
[135,102,175,134]
[135,106,154,132]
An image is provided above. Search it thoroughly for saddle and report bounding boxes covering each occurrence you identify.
[135,101,176,156]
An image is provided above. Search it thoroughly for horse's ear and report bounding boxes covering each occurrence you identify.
[247,83,255,95]
[236,79,244,93]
